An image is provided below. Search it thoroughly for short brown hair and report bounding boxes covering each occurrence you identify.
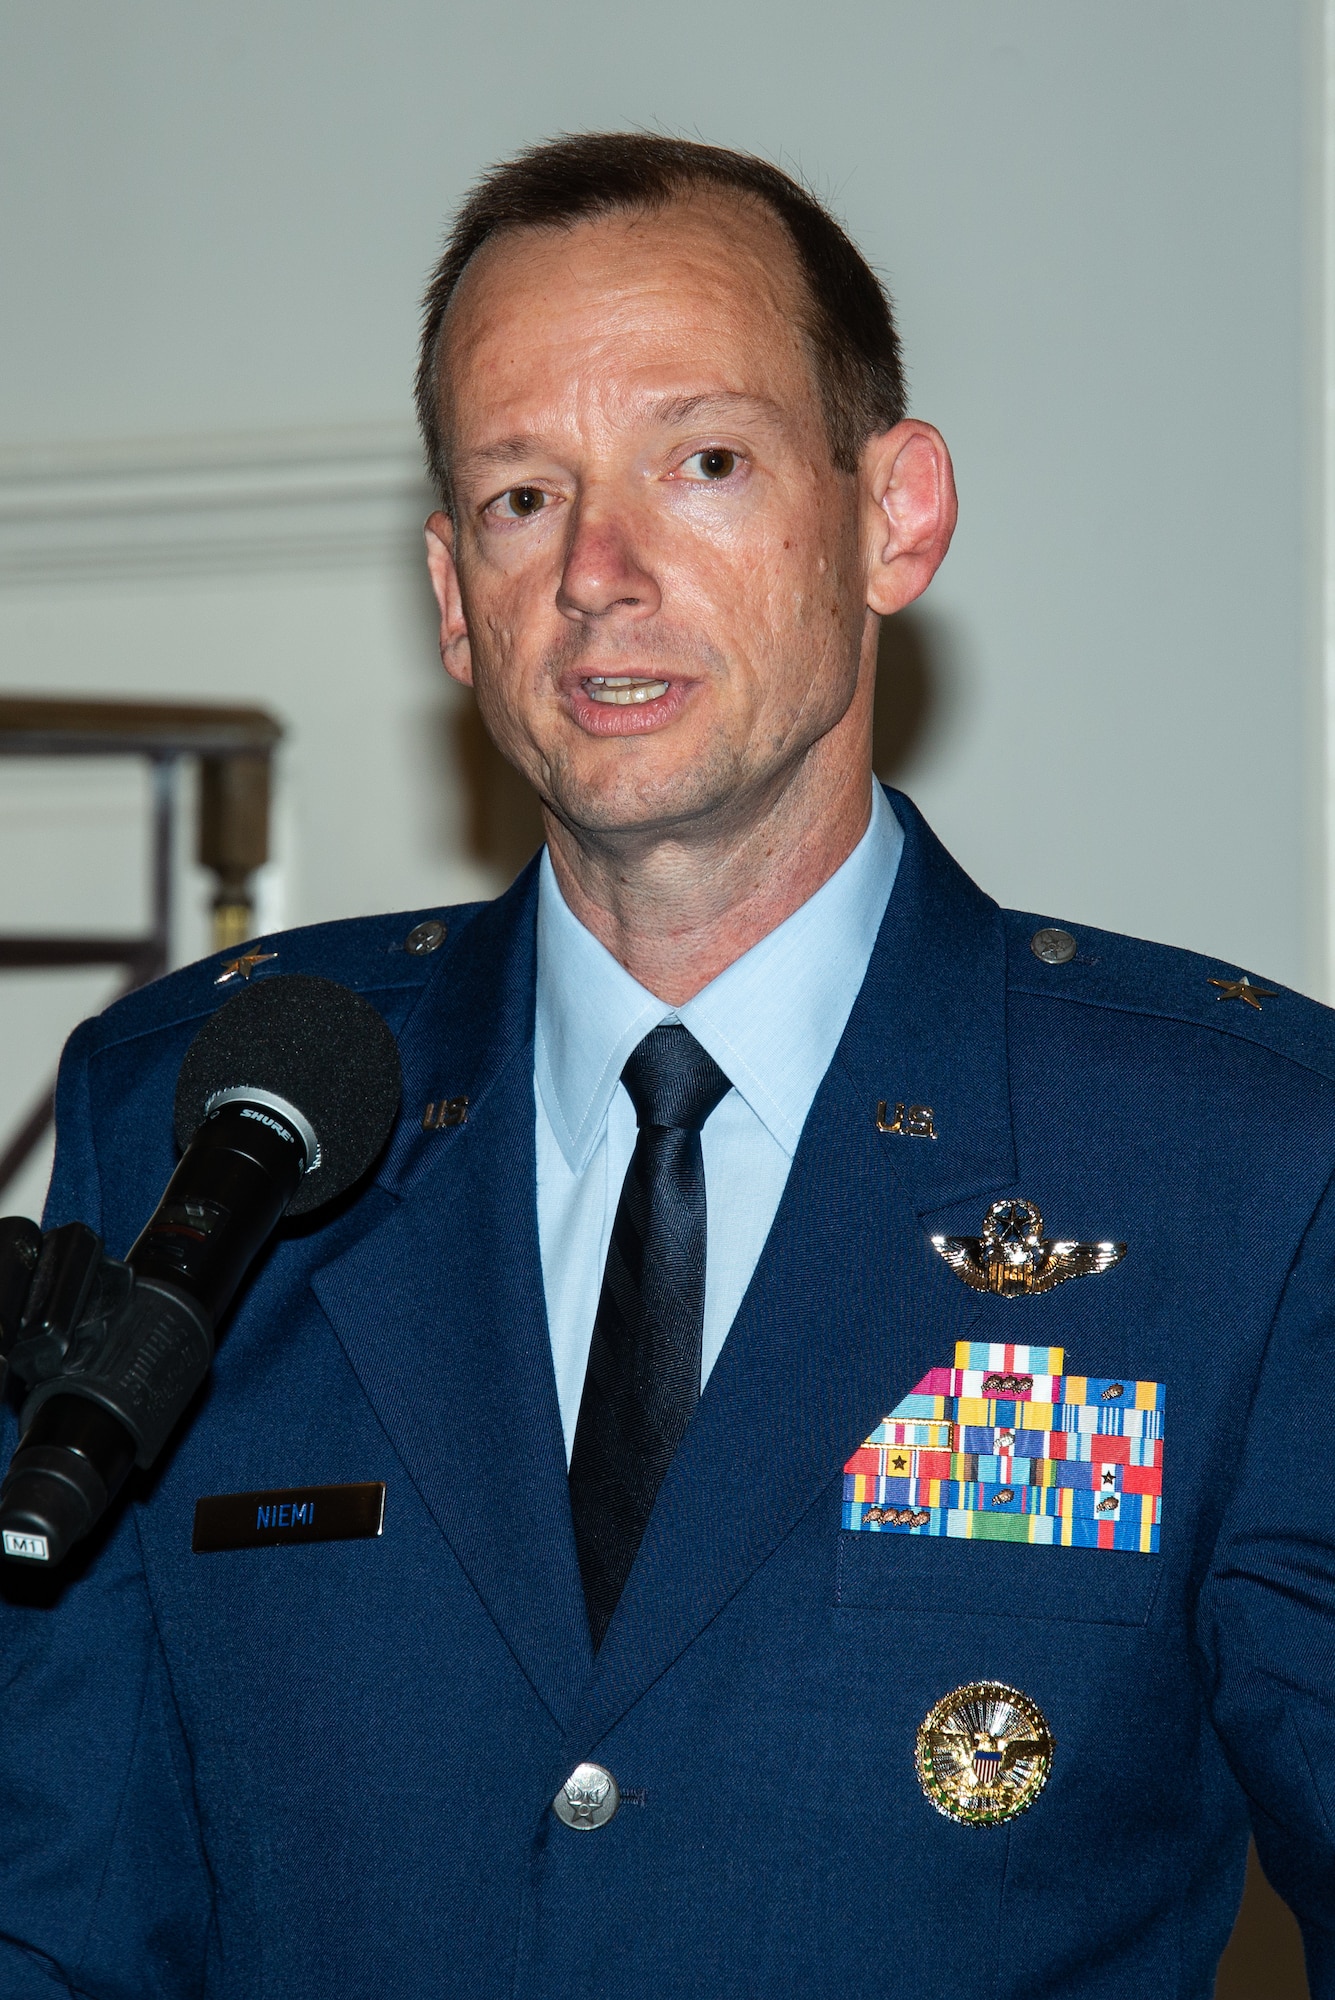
[415,132,906,505]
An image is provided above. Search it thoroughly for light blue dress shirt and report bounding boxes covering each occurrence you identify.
[535,785,904,1459]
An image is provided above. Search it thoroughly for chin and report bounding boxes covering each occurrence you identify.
[544,743,753,841]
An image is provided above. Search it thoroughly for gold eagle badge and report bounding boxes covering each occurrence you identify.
[916,1682,1055,1826]
[930,1197,1125,1299]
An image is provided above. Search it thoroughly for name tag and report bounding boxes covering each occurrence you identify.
[192,1482,385,1552]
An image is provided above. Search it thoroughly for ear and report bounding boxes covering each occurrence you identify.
[424,511,474,686]
[860,421,958,616]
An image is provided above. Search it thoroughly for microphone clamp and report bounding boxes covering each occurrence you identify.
[0,1093,310,1566]
[0,972,402,1568]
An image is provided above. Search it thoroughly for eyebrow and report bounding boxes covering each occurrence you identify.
[455,391,788,479]
[643,390,786,428]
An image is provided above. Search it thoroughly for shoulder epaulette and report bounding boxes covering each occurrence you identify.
[1003,907,1335,1085]
[86,900,489,1049]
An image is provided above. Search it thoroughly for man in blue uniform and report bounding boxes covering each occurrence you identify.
[2,132,1332,1997]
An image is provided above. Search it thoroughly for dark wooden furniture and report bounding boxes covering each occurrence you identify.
[0,697,283,1197]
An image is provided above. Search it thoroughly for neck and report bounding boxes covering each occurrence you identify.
[543,750,875,1006]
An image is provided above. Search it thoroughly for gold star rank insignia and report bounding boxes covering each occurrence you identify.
[1207,973,1277,1010]
[214,950,278,986]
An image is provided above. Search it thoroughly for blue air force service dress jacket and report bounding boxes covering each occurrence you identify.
[0,789,1333,2000]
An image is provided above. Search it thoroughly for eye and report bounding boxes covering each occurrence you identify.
[492,485,547,518]
[680,448,739,481]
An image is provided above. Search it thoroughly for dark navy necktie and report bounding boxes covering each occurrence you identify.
[569,1023,732,1651]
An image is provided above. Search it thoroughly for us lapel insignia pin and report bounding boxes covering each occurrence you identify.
[214,949,278,985]
[422,1096,468,1130]
[931,1197,1125,1298]
[877,1100,937,1138]
[916,1681,1054,1827]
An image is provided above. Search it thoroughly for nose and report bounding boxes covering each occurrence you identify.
[556,502,661,621]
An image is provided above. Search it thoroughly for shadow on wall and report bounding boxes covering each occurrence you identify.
[450,604,961,880]
[452,699,546,882]
[870,603,960,785]
[1214,1844,1309,1999]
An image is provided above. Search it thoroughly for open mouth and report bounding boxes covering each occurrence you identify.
[583,675,671,706]
[565,665,692,736]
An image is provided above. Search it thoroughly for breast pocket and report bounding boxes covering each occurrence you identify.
[836,1527,1163,1627]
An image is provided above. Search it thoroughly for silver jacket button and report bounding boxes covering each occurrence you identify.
[553,1762,620,1830]
[1030,926,1077,966]
[404,918,447,955]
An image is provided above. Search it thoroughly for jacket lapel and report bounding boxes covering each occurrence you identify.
[839,788,1017,1218]
[309,792,1020,1757]
[310,866,595,1729]
[567,791,1018,1751]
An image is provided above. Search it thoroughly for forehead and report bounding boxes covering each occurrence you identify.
[437,194,819,439]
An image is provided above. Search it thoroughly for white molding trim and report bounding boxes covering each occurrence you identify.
[0,423,432,584]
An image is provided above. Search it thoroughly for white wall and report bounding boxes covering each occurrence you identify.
[0,0,1319,1219]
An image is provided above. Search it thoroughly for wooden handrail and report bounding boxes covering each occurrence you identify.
[0,694,284,1197]
[0,696,281,754]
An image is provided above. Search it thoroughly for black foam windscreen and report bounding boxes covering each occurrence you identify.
[173,975,402,1216]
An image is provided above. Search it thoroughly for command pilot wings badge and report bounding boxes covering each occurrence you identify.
[931,1197,1125,1299]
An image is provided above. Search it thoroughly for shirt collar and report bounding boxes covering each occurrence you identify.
[535,784,903,1170]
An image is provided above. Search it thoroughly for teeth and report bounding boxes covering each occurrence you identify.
[585,677,670,705]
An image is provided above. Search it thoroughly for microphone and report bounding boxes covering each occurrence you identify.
[0,975,401,1567]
